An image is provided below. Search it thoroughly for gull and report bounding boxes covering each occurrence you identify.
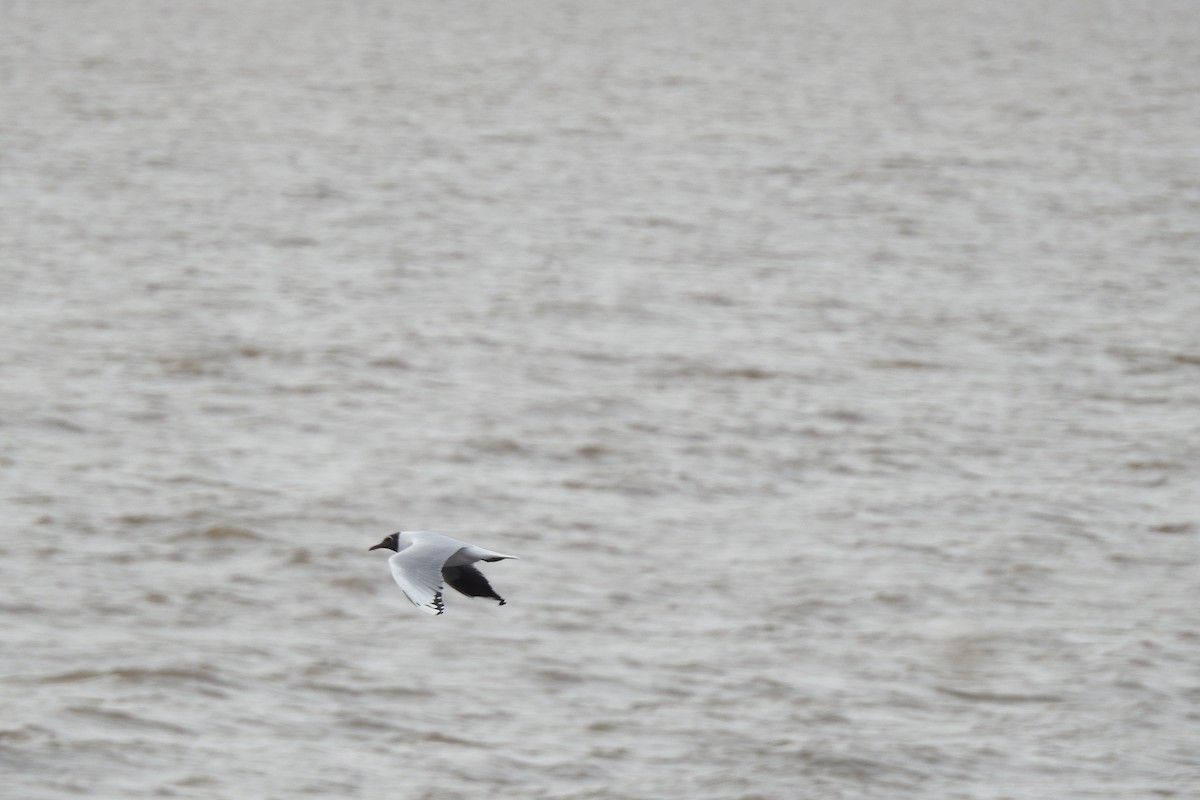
[368,531,518,616]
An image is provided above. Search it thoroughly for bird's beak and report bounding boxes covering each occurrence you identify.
[368,542,386,551]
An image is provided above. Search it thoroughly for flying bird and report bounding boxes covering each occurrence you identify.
[368,531,518,616]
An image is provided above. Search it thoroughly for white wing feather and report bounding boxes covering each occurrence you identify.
[386,534,465,616]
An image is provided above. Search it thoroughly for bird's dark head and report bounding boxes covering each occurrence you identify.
[369,533,400,552]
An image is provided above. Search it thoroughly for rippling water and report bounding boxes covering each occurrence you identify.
[2,2,1198,798]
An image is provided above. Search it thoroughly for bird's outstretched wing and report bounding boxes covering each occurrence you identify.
[443,563,506,605]
[387,536,464,616]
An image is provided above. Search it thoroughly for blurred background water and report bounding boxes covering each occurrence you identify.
[2,1,1198,798]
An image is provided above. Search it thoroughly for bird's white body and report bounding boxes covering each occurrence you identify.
[372,530,518,616]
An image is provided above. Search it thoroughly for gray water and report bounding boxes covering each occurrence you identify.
[2,2,1198,798]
